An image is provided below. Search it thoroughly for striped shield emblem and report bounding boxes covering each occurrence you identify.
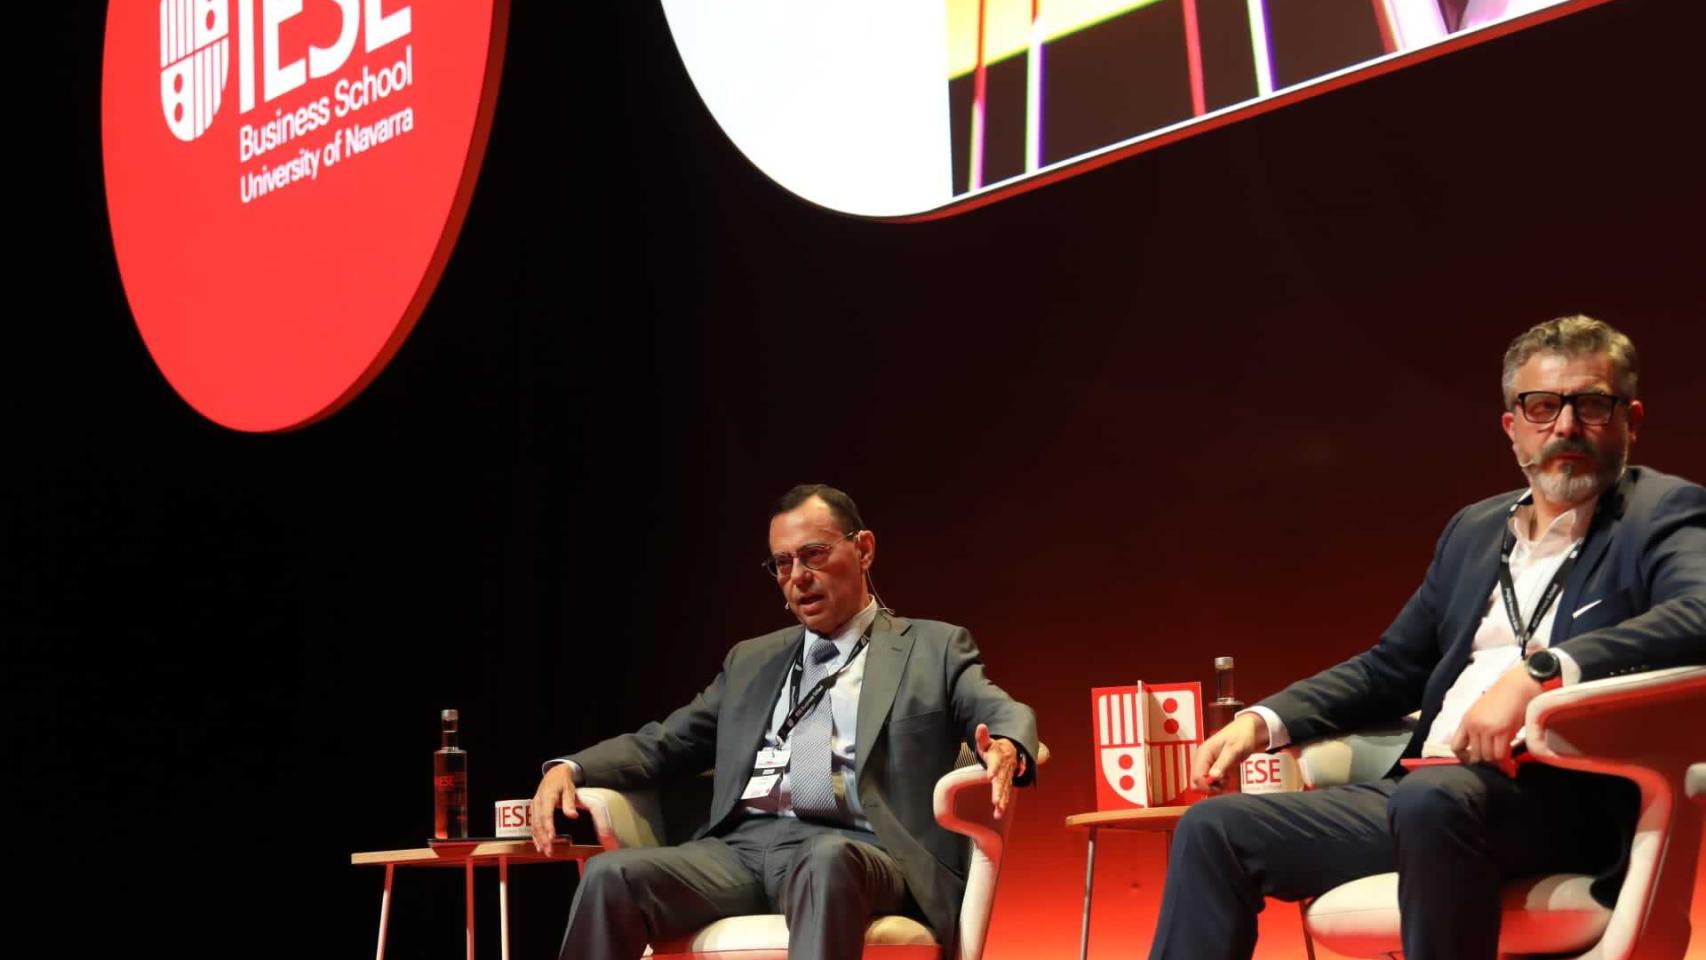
[1092,682,1203,809]
[160,0,229,141]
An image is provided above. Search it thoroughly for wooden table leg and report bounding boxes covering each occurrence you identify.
[375,863,394,960]
[1078,826,1099,960]
[465,859,476,960]
[499,856,511,960]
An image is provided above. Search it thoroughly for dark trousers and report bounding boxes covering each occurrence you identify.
[559,815,911,960]
[1148,764,1630,960]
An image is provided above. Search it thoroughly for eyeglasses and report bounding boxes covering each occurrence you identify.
[762,530,860,578]
[1513,391,1626,426]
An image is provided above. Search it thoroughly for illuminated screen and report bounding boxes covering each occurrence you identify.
[662,0,1603,219]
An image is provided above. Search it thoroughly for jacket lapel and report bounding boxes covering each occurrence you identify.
[711,629,802,822]
[855,613,914,775]
[1448,507,1507,657]
[1551,471,1631,645]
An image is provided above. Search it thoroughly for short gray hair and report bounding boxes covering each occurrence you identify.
[1500,314,1638,407]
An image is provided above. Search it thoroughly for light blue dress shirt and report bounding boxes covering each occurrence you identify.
[739,599,879,829]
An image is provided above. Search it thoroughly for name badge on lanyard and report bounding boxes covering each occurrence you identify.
[742,628,871,802]
[741,747,791,801]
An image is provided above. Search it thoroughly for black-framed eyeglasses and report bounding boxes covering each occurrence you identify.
[762,530,860,578]
[1513,391,1626,426]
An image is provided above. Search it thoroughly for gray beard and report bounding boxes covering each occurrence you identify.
[1531,461,1605,504]
[1523,444,1626,506]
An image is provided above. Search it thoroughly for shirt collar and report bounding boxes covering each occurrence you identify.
[1511,490,1597,547]
[805,598,879,655]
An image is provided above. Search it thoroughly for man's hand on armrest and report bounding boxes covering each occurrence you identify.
[974,723,1027,820]
[1192,713,1268,793]
[530,762,580,855]
[1449,662,1541,771]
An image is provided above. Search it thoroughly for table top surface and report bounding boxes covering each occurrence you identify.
[1064,806,1191,830]
[351,839,605,867]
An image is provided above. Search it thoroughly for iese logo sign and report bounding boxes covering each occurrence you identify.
[160,0,411,142]
[105,1,507,431]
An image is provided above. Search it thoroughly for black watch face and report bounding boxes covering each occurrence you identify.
[1530,651,1559,678]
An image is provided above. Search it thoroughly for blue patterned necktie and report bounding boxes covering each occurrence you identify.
[789,636,844,821]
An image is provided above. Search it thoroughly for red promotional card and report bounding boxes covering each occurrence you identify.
[1090,682,1204,810]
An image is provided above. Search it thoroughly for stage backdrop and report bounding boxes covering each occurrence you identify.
[20,1,1702,957]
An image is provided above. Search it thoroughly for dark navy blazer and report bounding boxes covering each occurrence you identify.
[1262,465,1706,758]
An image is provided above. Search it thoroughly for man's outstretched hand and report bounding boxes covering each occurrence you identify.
[975,722,1027,819]
[1191,712,1267,793]
[529,762,579,855]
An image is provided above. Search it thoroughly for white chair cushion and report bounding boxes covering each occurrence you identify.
[647,914,939,959]
[1306,872,1611,958]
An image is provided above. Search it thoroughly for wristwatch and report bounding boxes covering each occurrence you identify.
[1526,649,1564,691]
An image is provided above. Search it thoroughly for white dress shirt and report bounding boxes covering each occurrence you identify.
[1248,492,1586,752]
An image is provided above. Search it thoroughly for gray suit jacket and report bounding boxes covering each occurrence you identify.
[562,612,1040,949]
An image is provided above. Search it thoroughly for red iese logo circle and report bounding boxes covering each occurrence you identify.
[103,1,507,431]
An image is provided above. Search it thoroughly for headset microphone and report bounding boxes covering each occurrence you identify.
[866,571,895,615]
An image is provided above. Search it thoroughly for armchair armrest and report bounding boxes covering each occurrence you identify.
[576,787,667,851]
[934,743,1048,960]
[932,742,1052,840]
[1284,716,1418,789]
[933,765,1007,854]
[1524,666,1706,960]
[1524,666,1706,767]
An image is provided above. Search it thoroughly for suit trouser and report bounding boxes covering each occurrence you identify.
[559,815,912,960]
[1148,763,1631,960]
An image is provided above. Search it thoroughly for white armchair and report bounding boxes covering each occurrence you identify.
[1294,666,1706,960]
[574,744,1047,960]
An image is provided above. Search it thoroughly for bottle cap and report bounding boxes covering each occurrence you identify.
[441,708,459,727]
[1214,656,1235,670]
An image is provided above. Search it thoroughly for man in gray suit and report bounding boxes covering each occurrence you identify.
[530,483,1039,960]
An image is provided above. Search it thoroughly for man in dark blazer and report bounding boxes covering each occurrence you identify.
[1149,316,1706,960]
[530,484,1039,960]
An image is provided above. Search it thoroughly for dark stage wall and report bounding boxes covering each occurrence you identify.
[21,2,1704,957]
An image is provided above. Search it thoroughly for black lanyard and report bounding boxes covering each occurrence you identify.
[775,629,869,744]
[1498,495,1583,656]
